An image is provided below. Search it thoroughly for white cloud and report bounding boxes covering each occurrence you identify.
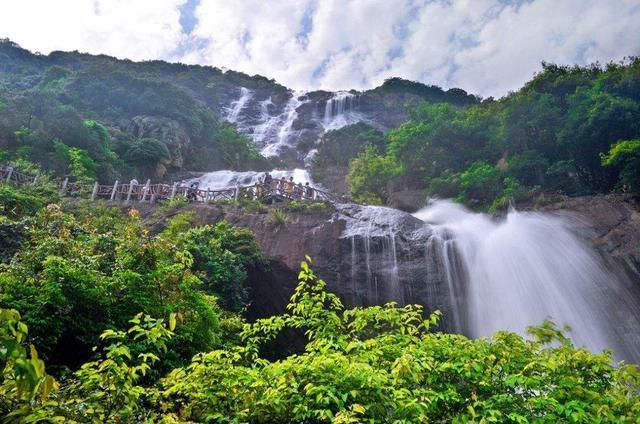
[0,0,187,60]
[0,0,639,97]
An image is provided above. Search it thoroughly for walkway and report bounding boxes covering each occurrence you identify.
[0,164,339,204]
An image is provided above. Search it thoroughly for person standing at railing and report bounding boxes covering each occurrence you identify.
[304,182,313,200]
[263,172,273,194]
[285,177,295,198]
[292,182,303,200]
[187,181,200,202]
[278,177,286,196]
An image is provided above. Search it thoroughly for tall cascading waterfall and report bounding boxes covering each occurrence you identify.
[414,199,640,362]
[226,87,253,123]
[261,91,308,157]
[322,91,364,131]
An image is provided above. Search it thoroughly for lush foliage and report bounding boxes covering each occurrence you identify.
[3,260,639,423]
[0,39,269,182]
[0,189,266,375]
[348,60,640,209]
[173,220,267,312]
[347,145,401,204]
[311,123,385,178]
[0,204,220,371]
[601,139,640,192]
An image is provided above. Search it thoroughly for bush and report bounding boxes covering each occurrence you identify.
[456,161,502,207]
[267,208,289,230]
[173,221,266,312]
[601,139,640,192]
[427,170,461,198]
[347,146,400,204]
[0,205,220,371]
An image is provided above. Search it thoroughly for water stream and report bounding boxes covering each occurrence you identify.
[323,91,364,131]
[187,168,313,190]
[414,199,640,361]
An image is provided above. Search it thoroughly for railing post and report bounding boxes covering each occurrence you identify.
[206,188,211,203]
[126,180,135,203]
[170,182,177,199]
[110,180,119,201]
[141,179,151,202]
[31,173,38,186]
[234,185,239,201]
[60,177,69,195]
[91,181,99,201]
[5,167,13,182]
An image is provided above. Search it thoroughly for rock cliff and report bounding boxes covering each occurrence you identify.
[142,202,454,328]
[140,194,640,330]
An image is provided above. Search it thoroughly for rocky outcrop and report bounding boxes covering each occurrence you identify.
[542,195,640,284]
[127,116,191,178]
[141,202,452,326]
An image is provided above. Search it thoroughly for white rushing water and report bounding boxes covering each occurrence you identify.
[226,87,253,123]
[187,168,313,191]
[323,91,365,131]
[261,91,308,157]
[414,199,640,360]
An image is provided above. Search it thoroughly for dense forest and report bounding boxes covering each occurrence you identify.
[310,59,640,209]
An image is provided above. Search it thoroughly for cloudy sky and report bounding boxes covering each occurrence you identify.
[1,0,639,97]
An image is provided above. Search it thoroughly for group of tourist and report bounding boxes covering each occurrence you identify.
[256,172,315,200]
[183,172,316,203]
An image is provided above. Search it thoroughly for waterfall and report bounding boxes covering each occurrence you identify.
[341,205,407,305]
[261,91,308,157]
[322,91,364,131]
[414,199,640,362]
[187,168,313,191]
[252,97,279,144]
[226,87,253,123]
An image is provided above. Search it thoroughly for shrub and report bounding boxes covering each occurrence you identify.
[347,146,400,204]
[601,139,640,192]
[0,205,220,371]
[267,208,289,230]
[456,161,502,207]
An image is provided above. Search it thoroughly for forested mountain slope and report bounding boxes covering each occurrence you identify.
[0,39,477,184]
[345,60,640,210]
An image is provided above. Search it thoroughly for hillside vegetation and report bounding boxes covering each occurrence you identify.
[0,39,274,182]
[346,60,640,209]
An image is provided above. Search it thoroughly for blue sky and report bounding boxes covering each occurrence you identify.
[1,0,639,97]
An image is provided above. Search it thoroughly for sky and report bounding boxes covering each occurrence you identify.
[1,0,639,98]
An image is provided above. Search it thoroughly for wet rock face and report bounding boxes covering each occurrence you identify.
[335,204,453,325]
[542,195,640,284]
[142,202,453,325]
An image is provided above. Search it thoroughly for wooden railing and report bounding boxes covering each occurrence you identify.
[0,164,342,205]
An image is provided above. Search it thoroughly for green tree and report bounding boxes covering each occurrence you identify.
[601,139,640,192]
[0,205,219,371]
[456,161,503,207]
[174,221,267,312]
[347,146,400,204]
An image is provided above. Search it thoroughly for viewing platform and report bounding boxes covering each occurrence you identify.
[0,164,341,205]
